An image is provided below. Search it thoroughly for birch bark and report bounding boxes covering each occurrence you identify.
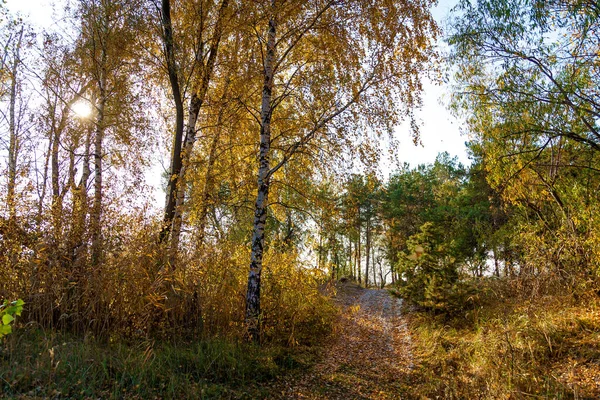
[160,0,185,243]
[245,6,277,342]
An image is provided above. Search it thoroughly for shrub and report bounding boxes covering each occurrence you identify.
[394,222,478,314]
[0,299,24,339]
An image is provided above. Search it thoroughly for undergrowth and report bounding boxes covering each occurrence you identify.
[405,277,600,399]
[0,327,321,399]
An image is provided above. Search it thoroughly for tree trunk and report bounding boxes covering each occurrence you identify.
[50,100,78,244]
[245,7,276,343]
[167,0,229,265]
[318,218,324,269]
[160,0,185,243]
[365,217,370,287]
[6,28,23,222]
[195,37,235,246]
[50,117,62,239]
[196,112,224,246]
[70,123,92,269]
[357,228,362,285]
[373,243,377,287]
[37,131,52,226]
[333,249,339,280]
[90,81,106,267]
[168,94,201,265]
[348,239,353,279]
[493,247,500,277]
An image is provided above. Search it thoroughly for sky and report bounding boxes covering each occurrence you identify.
[5,0,468,175]
[5,0,55,28]
[389,0,469,173]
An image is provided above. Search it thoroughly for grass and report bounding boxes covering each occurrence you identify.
[405,278,600,399]
[0,327,321,399]
[5,278,599,399]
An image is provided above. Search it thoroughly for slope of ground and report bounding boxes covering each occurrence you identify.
[405,280,600,399]
[266,281,414,399]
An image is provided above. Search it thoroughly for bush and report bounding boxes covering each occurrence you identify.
[394,223,478,314]
[0,211,335,345]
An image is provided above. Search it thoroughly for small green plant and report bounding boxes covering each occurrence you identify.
[0,299,24,339]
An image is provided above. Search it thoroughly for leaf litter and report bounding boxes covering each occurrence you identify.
[267,281,414,399]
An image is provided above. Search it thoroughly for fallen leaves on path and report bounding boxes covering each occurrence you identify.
[268,282,414,399]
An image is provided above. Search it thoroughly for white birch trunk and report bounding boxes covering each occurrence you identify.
[245,6,277,342]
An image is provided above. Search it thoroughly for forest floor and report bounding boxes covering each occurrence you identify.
[264,281,413,399]
[5,280,598,398]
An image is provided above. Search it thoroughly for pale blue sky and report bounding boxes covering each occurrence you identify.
[390,0,469,173]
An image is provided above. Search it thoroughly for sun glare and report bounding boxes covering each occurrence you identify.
[72,100,93,118]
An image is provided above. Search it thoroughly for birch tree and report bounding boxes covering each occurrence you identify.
[4,26,24,222]
[76,0,146,266]
[243,0,438,341]
[156,0,231,268]
[0,19,36,225]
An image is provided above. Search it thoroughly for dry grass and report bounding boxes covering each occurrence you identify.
[0,222,339,398]
[0,215,337,346]
[405,277,600,399]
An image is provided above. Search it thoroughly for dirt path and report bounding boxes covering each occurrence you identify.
[270,282,414,399]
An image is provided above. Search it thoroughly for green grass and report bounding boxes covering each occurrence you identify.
[0,328,320,399]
